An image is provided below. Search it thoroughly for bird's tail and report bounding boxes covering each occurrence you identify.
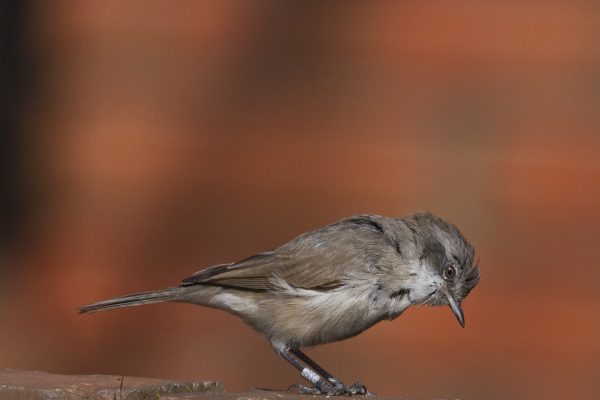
[79,287,187,314]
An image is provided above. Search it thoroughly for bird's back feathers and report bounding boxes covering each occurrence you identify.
[180,215,397,292]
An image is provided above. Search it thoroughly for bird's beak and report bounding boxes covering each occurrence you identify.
[444,291,465,328]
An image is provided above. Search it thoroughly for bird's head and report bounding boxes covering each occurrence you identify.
[402,212,480,327]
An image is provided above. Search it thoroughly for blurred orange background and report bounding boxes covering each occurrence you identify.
[1,1,599,399]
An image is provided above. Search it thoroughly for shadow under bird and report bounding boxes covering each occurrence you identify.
[80,212,480,396]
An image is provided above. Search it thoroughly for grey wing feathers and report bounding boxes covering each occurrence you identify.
[181,215,393,291]
[180,252,277,289]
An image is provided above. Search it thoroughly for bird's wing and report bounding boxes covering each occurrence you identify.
[180,252,278,290]
[180,215,394,291]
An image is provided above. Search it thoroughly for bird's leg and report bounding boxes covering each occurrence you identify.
[292,349,338,383]
[279,348,373,396]
[291,349,372,396]
[279,350,332,395]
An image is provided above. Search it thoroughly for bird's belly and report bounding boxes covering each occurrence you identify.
[256,287,384,348]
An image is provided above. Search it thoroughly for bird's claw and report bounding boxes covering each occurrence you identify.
[288,381,375,396]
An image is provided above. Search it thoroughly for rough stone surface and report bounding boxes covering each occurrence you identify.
[0,370,398,400]
[159,389,395,400]
[0,369,223,400]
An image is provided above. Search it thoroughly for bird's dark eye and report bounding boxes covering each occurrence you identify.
[443,265,457,281]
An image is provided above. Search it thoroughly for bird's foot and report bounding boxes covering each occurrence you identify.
[342,382,374,396]
[288,381,375,396]
[288,383,323,395]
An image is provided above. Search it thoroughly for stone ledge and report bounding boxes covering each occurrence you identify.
[161,389,356,400]
[0,369,394,400]
[0,369,223,400]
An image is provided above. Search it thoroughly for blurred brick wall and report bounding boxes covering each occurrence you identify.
[1,2,599,399]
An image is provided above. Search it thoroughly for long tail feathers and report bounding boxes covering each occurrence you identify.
[79,287,186,314]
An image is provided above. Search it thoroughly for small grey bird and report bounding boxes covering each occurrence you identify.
[80,212,479,396]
